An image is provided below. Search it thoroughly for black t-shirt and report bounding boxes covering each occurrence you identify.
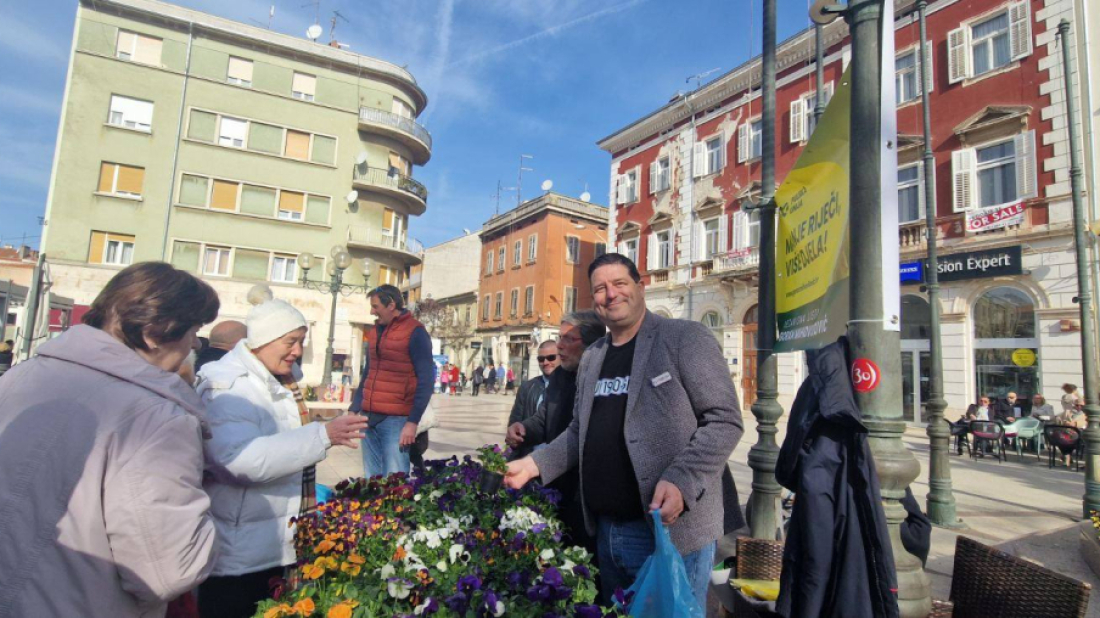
[582,336,644,520]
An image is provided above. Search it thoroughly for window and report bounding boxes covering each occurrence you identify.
[278,190,305,220]
[210,179,239,211]
[731,210,760,252]
[271,254,298,283]
[108,95,153,132]
[948,2,1031,83]
[97,162,145,198]
[378,265,396,285]
[623,238,638,264]
[485,252,494,275]
[704,218,721,258]
[650,231,671,269]
[497,247,506,272]
[650,157,671,193]
[179,174,209,206]
[707,137,723,174]
[284,130,311,160]
[510,289,519,317]
[951,131,1035,211]
[898,165,923,223]
[203,246,231,276]
[595,242,607,257]
[528,234,537,263]
[465,305,472,324]
[790,83,834,142]
[483,295,491,320]
[116,30,162,65]
[525,286,534,315]
[218,117,247,148]
[566,236,580,264]
[973,287,1039,407]
[292,72,316,101]
[894,47,933,105]
[494,292,503,318]
[738,119,764,162]
[701,311,723,341]
[563,287,577,314]
[693,137,725,177]
[227,56,253,87]
[392,98,414,119]
[616,169,639,204]
[88,231,135,266]
[513,240,522,267]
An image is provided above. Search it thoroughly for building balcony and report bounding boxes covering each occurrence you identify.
[346,225,423,264]
[358,108,432,165]
[352,166,428,215]
[713,248,760,279]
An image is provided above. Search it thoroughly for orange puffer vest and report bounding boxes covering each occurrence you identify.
[361,311,423,415]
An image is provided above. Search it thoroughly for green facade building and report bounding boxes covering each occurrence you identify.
[42,0,431,386]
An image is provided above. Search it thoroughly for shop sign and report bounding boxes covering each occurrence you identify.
[965,202,1025,234]
[1012,348,1037,367]
[900,261,923,284]
[935,246,1022,282]
[851,358,881,393]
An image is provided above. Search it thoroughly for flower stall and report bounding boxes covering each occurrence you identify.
[254,449,628,618]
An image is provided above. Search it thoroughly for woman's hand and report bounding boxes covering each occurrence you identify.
[326,414,370,448]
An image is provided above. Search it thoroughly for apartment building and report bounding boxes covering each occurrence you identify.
[40,0,430,382]
[415,232,483,373]
[476,193,608,381]
[599,0,1095,419]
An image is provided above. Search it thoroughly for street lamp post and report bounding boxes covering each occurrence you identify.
[846,1,931,614]
[296,245,370,387]
[1056,20,1100,518]
[917,0,961,529]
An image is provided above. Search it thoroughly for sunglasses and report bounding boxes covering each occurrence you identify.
[537,355,558,363]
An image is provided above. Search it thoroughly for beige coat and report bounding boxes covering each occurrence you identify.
[0,325,216,618]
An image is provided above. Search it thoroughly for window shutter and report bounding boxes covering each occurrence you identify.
[116,165,144,195]
[790,98,806,143]
[916,161,927,221]
[1014,130,1037,199]
[615,175,626,204]
[731,211,745,251]
[88,231,107,264]
[649,161,658,194]
[737,123,750,163]
[717,214,729,255]
[947,27,971,84]
[693,142,707,177]
[1009,1,1032,61]
[692,220,703,262]
[922,45,934,93]
[617,241,626,254]
[646,233,657,271]
[951,148,977,212]
[824,81,835,103]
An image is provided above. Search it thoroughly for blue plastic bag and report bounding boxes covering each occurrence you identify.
[624,509,705,618]
[316,483,333,504]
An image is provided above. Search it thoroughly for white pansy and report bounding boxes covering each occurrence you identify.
[380,563,396,578]
[539,549,555,562]
[436,560,448,573]
[414,494,423,502]
[387,579,412,599]
[498,506,552,533]
[449,543,466,564]
[414,598,435,616]
[492,600,506,617]
[562,559,575,571]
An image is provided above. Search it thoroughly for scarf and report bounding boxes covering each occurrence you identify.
[279,375,317,515]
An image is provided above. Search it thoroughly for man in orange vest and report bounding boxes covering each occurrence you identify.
[350,285,435,477]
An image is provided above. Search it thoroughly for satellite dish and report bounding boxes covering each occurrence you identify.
[541,180,553,192]
[346,190,359,204]
[810,0,841,25]
[355,151,368,165]
[462,228,471,235]
[306,24,323,40]
[580,191,591,203]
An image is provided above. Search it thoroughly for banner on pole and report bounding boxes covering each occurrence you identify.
[879,0,901,332]
[775,67,852,352]
[965,202,1026,233]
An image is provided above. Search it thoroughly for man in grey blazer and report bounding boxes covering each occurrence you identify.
[506,253,744,607]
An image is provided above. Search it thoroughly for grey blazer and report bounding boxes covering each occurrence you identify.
[532,310,745,555]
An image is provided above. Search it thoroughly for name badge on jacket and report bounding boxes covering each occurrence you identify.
[651,372,672,387]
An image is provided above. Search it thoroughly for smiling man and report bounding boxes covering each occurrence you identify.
[505,253,744,606]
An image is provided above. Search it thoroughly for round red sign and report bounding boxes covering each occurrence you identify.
[851,358,881,393]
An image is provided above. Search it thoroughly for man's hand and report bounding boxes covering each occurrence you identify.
[325,414,370,448]
[504,457,540,489]
[505,422,526,448]
[650,480,684,525]
[399,422,418,448]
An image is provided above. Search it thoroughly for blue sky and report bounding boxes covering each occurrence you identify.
[0,0,814,250]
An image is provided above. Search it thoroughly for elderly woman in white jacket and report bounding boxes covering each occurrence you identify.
[196,300,369,618]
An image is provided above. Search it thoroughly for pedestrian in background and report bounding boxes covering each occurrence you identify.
[505,340,559,457]
[0,339,13,376]
[487,364,497,393]
[0,262,220,617]
[472,364,484,396]
[441,362,451,395]
[195,320,246,371]
[450,364,460,395]
[198,299,369,618]
[505,365,516,395]
[1062,383,1081,413]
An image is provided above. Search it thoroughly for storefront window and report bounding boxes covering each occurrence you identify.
[972,287,1039,414]
[901,295,931,340]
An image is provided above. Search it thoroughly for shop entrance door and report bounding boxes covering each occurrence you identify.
[742,324,758,409]
[901,348,931,425]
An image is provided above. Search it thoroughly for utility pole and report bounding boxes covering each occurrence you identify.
[19,252,46,361]
[846,0,931,614]
[917,0,961,529]
[814,22,826,125]
[746,0,784,540]
[1057,20,1100,518]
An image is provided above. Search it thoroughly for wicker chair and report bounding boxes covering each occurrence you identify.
[947,535,1092,618]
[729,537,784,618]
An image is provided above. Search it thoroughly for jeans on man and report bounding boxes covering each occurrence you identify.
[596,516,716,610]
[362,414,411,477]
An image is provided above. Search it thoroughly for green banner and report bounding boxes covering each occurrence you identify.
[775,67,852,352]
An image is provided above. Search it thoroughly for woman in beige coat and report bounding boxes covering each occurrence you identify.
[0,263,220,618]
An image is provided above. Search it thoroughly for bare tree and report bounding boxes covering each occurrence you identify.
[415,299,478,371]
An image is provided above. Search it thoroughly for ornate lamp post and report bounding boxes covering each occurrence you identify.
[296,245,370,387]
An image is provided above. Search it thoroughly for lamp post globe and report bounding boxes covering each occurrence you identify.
[334,249,353,271]
[296,252,315,272]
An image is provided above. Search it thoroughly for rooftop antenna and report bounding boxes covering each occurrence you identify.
[330,10,349,43]
[686,67,722,91]
[249,5,275,29]
[517,154,534,207]
[491,180,516,216]
[301,0,321,23]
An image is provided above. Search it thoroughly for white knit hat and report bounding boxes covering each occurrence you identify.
[246,299,308,349]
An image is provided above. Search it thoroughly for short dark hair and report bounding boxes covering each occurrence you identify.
[369,284,405,310]
[84,262,219,351]
[562,310,607,347]
[588,252,642,284]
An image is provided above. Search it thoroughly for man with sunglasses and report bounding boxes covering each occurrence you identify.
[506,340,559,457]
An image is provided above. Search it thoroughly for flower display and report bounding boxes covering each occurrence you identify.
[253,454,630,618]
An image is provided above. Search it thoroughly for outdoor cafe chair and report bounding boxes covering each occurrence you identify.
[1044,425,1083,471]
[728,536,784,618]
[945,535,1091,618]
[1002,417,1043,461]
[969,421,1005,463]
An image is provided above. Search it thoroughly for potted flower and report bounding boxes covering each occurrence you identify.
[477,444,508,494]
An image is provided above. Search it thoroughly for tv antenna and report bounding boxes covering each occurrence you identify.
[330,10,349,43]
[301,0,321,22]
[249,4,276,29]
[491,181,516,216]
[686,67,721,91]
[516,154,534,207]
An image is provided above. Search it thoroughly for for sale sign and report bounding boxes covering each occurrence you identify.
[965,202,1025,233]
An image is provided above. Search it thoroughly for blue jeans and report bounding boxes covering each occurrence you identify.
[597,516,716,610]
[362,415,410,478]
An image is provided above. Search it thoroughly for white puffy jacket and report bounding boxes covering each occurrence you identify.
[197,342,331,576]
